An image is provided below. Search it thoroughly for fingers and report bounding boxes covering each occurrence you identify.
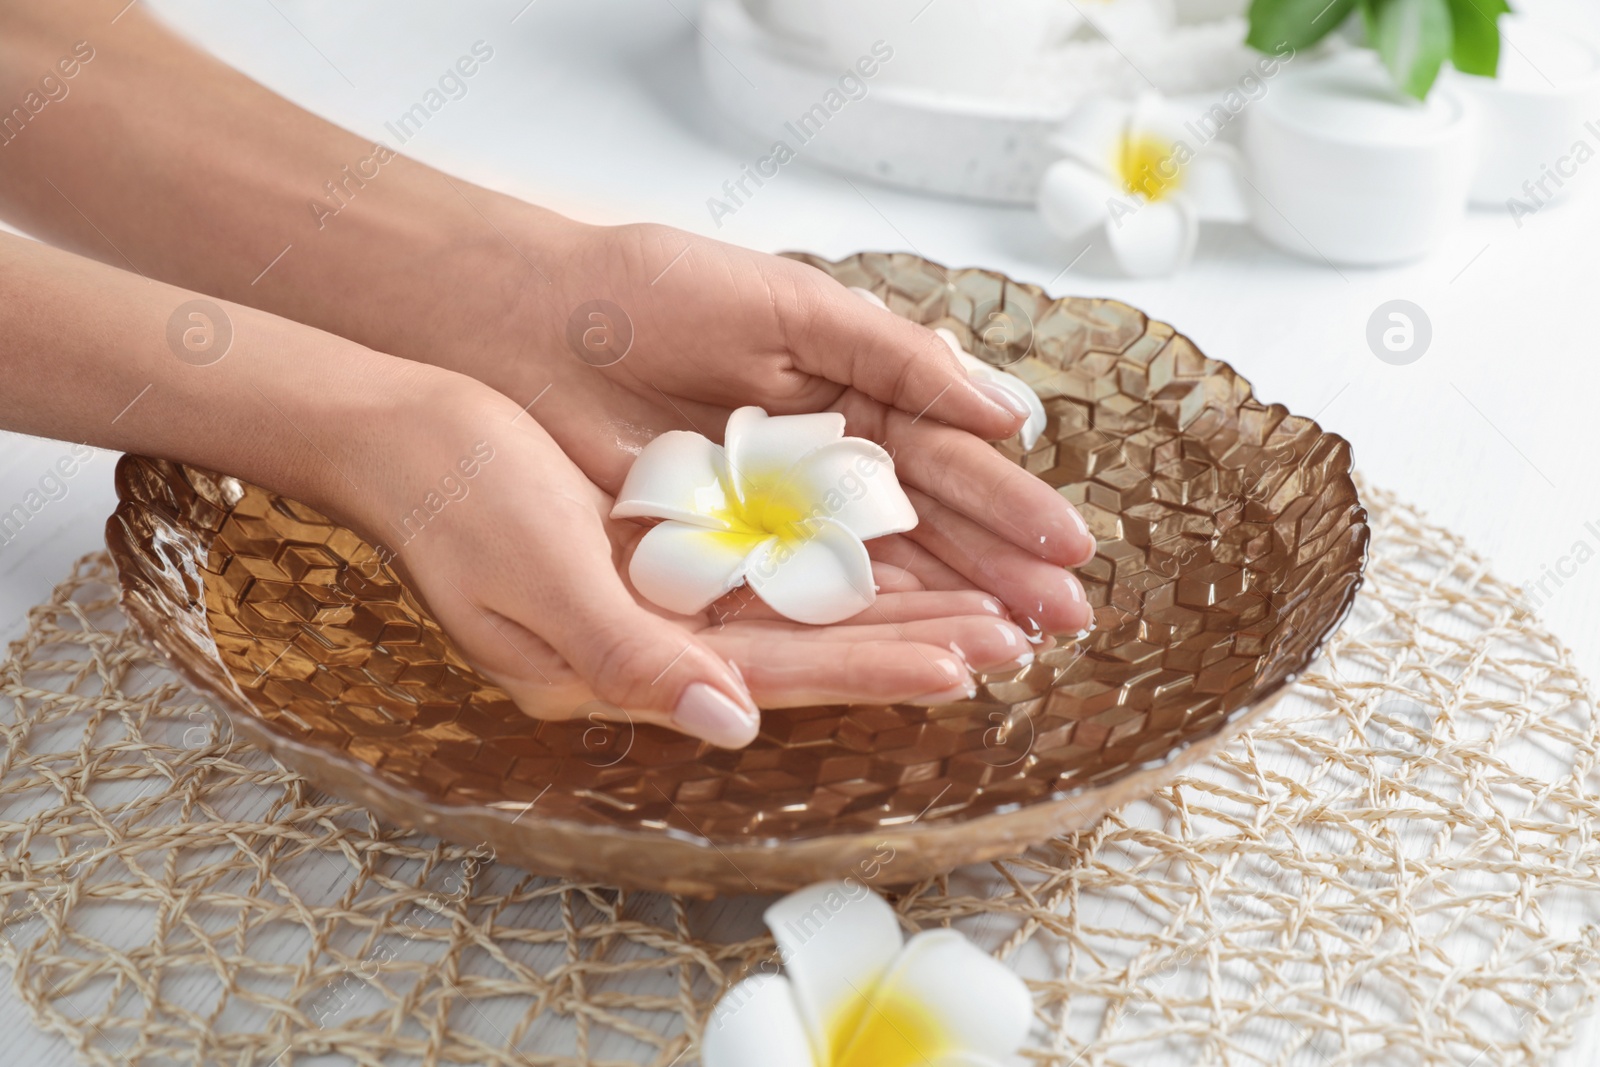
[735,614,1038,668]
[780,266,1030,441]
[424,428,764,748]
[884,407,1095,567]
[834,390,1096,567]
[901,486,1093,635]
[866,532,977,592]
[703,633,976,708]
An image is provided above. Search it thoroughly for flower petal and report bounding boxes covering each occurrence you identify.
[1037,158,1118,242]
[1185,143,1250,223]
[835,929,1034,1065]
[777,438,917,542]
[725,406,845,503]
[1129,89,1190,151]
[627,521,771,617]
[610,430,732,529]
[702,972,816,1067]
[746,517,876,624]
[765,881,906,1064]
[1047,97,1130,172]
[960,358,1047,451]
[1105,196,1198,278]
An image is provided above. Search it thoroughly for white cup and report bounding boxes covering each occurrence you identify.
[1243,51,1479,267]
[1454,16,1600,208]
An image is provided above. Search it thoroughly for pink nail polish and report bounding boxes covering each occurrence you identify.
[907,680,978,706]
[970,376,1031,420]
[673,683,759,748]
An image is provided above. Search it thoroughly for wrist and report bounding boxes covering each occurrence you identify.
[278,354,515,539]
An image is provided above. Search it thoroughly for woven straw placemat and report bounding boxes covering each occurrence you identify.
[0,480,1596,1066]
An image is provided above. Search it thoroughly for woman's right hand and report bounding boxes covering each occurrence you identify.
[340,377,1043,748]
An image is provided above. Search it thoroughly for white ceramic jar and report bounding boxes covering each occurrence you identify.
[1454,15,1600,208]
[1243,51,1479,266]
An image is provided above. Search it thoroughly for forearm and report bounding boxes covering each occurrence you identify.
[0,229,451,528]
[0,0,570,380]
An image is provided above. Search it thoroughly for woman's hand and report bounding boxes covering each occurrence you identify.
[0,2,1096,642]
[349,379,1045,747]
[467,221,1098,636]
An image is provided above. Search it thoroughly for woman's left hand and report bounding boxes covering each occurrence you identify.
[468,220,1097,636]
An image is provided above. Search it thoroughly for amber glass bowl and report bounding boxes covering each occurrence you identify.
[107,252,1368,896]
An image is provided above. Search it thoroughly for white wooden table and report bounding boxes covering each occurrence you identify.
[1,0,1596,1062]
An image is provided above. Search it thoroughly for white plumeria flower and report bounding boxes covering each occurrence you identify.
[703,881,1034,1067]
[848,287,1047,451]
[612,407,916,625]
[1038,93,1248,278]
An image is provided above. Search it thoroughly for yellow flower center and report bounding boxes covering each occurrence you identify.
[1116,132,1181,201]
[831,986,947,1067]
[707,466,814,546]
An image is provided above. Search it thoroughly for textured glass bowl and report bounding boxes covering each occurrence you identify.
[107,252,1368,896]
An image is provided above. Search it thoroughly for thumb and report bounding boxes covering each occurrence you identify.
[780,265,1032,440]
[470,535,760,748]
[550,592,761,749]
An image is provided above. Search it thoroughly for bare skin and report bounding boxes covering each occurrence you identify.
[0,1,1095,747]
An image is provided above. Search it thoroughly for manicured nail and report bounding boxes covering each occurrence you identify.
[908,680,978,706]
[970,376,1032,420]
[673,683,759,748]
[953,622,1035,671]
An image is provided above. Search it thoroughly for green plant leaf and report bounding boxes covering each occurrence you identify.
[1368,0,1454,98]
[1247,0,1359,52]
[1446,0,1511,76]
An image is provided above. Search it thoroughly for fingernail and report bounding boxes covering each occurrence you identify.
[673,683,759,748]
[908,680,978,706]
[954,622,1033,670]
[970,376,1031,421]
[1064,508,1097,567]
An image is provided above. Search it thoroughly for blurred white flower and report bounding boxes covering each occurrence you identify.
[1038,92,1247,277]
[703,881,1034,1067]
[613,407,915,625]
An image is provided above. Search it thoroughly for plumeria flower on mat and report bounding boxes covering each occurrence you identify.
[612,406,916,625]
[703,881,1033,1067]
[1037,92,1247,277]
[849,287,1047,451]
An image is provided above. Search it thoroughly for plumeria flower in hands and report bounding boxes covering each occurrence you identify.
[516,225,1097,637]
[1038,93,1249,277]
[615,406,917,624]
[704,881,1033,1067]
[361,380,1046,750]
